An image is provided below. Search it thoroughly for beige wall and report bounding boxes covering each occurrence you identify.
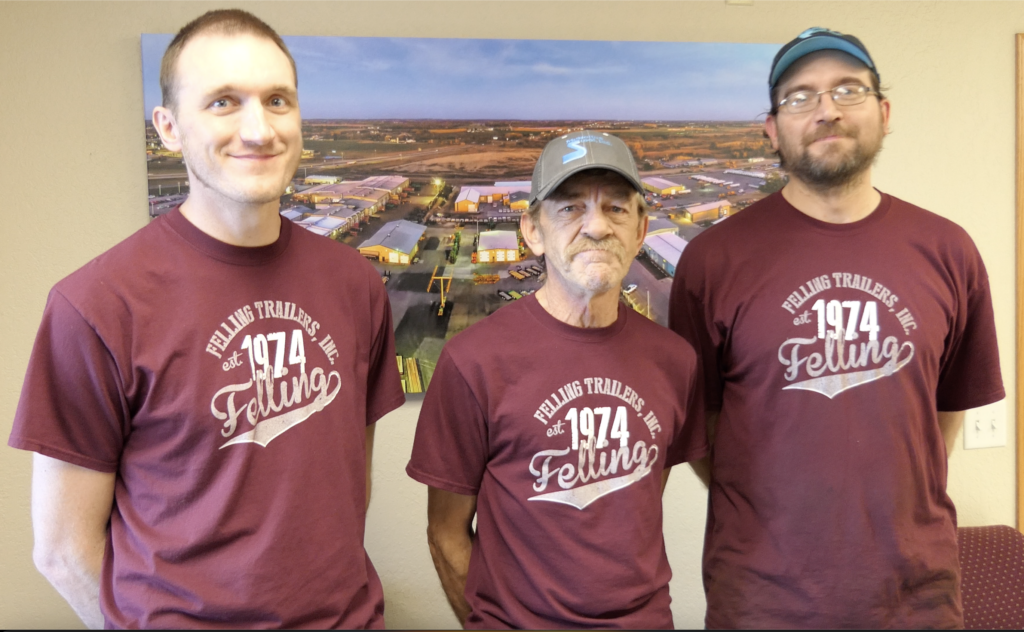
[0,1,1019,628]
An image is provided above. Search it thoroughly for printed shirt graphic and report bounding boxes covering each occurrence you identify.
[527,375,667,510]
[9,210,404,629]
[408,296,706,630]
[669,192,1004,630]
[205,299,344,449]
[776,271,916,399]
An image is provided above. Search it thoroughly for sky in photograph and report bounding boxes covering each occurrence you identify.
[142,34,777,121]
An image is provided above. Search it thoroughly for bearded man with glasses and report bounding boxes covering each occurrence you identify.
[669,27,1004,628]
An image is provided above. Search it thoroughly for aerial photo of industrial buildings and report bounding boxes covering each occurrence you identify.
[143,35,780,391]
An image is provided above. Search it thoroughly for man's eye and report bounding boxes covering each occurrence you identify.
[610,206,627,214]
[559,205,577,213]
[787,92,810,106]
[210,98,231,109]
[269,97,287,108]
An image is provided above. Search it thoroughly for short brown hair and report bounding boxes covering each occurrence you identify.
[160,9,297,110]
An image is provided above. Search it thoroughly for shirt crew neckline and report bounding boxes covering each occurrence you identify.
[777,189,892,235]
[163,207,292,266]
[523,292,629,342]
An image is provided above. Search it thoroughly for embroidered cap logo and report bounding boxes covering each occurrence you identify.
[561,134,614,165]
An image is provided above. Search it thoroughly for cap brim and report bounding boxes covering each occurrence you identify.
[532,164,646,205]
[770,37,874,88]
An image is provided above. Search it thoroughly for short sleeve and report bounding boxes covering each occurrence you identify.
[664,348,709,467]
[8,290,128,473]
[670,247,725,413]
[935,239,1004,411]
[365,278,405,424]
[406,349,489,496]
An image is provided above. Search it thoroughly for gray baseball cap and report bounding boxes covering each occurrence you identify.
[530,131,645,205]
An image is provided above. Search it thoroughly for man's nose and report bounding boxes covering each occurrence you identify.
[238,101,275,145]
[579,203,613,239]
[813,91,843,124]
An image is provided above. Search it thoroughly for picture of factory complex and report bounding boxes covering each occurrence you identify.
[138,27,784,395]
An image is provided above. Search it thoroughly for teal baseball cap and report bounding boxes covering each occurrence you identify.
[770,27,879,90]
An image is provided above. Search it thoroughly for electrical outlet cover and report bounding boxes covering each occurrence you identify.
[963,399,1007,450]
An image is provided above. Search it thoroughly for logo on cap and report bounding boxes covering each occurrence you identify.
[562,134,613,164]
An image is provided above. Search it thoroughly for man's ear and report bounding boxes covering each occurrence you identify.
[764,115,780,152]
[635,213,649,257]
[152,106,182,152]
[520,210,545,257]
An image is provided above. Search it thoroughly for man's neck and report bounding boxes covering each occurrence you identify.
[781,169,881,224]
[535,276,620,328]
[179,181,282,247]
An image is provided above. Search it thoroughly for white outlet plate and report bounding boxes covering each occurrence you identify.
[963,399,1007,450]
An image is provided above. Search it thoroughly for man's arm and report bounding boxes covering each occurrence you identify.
[365,423,376,511]
[661,467,671,495]
[689,412,719,488]
[938,410,966,456]
[426,486,477,628]
[31,453,115,630]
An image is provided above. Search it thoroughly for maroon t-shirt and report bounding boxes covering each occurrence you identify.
[670,192,1004,629]
[407,295,707,629]
[9,209,405,628]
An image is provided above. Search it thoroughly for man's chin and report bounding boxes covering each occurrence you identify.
[570,267,622,294]
[227,182,288,205]
[801,143,852,164]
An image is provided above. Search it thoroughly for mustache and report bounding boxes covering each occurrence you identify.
[802,123,851,143]
[565,237,626,260]
[807,123,854,142]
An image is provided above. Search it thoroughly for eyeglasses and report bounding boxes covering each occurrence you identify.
[777,84,879,114]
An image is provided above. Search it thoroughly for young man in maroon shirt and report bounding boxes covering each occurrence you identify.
[670,27,1004,629]
[408,132,707,629]
[9,10,403,628]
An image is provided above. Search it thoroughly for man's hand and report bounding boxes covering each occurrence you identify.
[31,454,115,629]
[938,410,966,456]
[426,487,477,628]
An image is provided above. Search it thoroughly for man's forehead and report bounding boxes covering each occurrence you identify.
[776,49,874,90]
[546,170,636,202]
[175,32,295,88]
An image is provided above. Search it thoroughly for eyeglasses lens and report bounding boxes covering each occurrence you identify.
[782,85,870,113]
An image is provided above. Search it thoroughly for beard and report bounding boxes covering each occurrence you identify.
[779,121,884,189]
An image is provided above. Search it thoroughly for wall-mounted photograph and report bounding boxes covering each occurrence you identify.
[143,35,779,392]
